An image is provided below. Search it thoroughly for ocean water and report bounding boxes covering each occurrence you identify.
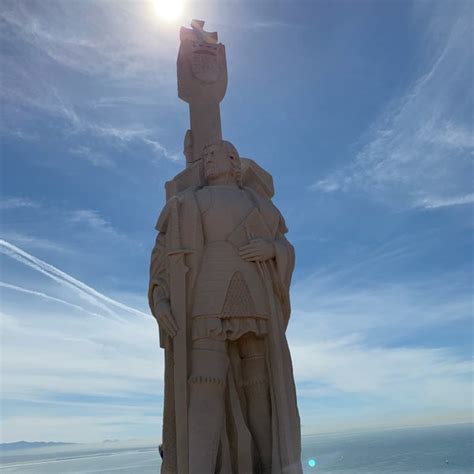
[1,424,472,473]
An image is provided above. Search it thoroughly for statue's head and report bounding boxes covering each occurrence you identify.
[202,140,242,185]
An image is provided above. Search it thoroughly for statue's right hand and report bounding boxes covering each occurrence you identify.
[154,299,178,338]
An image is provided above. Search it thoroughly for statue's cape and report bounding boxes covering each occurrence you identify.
[151,186,302,474]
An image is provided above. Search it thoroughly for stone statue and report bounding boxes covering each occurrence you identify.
[149,20,302,474]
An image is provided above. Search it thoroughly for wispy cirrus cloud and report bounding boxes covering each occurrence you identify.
[414,193,474,210]
[287,237,473,433]
[1,239,472,440]
[289,229,472,342]
[1,81,178,163]
[0,0,172,82]
[290,271,472,344]
[310,2,473,210]
[240,20,297,30]
[1,303,163,442]
[1,241,161,442]
[291,335,472,434]
[0,128,38,141]
[0,197,40,210]
[66,209,144,248]
[69,146,114,169]
[0,1,181,164]
[0,232,70,254]
[90,96,163,109]
[292,337,471,401]
[1,201,141,257]
[68,210,120,238]
[88,123,180,162]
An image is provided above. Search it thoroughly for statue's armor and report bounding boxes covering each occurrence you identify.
[191,184,270,341]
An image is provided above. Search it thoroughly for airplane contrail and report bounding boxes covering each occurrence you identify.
[0,239,149,319]
[0,281,106,319]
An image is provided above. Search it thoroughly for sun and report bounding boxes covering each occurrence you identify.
[153,0,184,22]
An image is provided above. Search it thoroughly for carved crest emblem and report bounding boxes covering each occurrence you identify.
[191,48,223,84]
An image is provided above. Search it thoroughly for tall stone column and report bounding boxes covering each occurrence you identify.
[177,20,228,166]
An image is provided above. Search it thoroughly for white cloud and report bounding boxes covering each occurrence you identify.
[66,209,142,248]
[414,193,474,210]
[290,336,473,435]
[1,241,162,443]
[310,2,473,210]
[0,232,70,254]
[2,314,161,400]
[1,313,161,444]
[89,124,180,163]
[69,146,114,169]
[1,81,177,162]
[0,197,39,210]
[287,281,473,433]
[90,96,162,109]
[291,337,471,406]
[284,231,473,433]
[0,2,180,163]
[0,128,38,141]
[68,209,121,238]
[290,242,472,341]
[1,240,472,441]
[431,122,474,150]
[142,137,181,163]
[0,83,80,131]
[308,178,340,193]
[0,1,173,82]
[245,20,296,30]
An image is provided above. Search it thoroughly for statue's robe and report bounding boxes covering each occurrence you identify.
[149,185,302,474]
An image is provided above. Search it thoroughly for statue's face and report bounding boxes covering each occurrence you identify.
[203,144,235,183]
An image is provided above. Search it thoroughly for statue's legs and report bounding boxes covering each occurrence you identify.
[188,334,272,473]
[188,338,228,474]
[238,334,272,474]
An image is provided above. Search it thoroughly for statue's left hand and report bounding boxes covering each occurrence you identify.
[239,238,275,262]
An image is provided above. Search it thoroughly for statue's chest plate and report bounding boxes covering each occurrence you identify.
[198,186,254,242]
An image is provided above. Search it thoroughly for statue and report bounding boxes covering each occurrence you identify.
[149,20,302,474]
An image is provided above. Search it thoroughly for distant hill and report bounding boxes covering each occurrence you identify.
[0,441,75,451]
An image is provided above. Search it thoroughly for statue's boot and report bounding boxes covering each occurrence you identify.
[241,344,272,473]
[188,345,229,474]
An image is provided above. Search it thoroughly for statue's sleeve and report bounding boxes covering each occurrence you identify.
[273,214,295,291]
[270,213,295,329]
[148,204,171,317]
[149,233,169,309]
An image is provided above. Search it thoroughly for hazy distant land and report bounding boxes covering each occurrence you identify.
[1,424,472,473]
[0,442,76,451]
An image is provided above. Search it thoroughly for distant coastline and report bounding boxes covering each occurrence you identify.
[0,441,76,451]
[0,424,472,473]
[2,422,471,451]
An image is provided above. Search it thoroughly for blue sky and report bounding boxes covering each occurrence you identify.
[0,0,472,443]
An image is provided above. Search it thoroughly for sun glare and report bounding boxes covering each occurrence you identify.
[153,0,184,22]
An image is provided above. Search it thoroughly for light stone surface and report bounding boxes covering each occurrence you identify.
[149,20,302,474]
